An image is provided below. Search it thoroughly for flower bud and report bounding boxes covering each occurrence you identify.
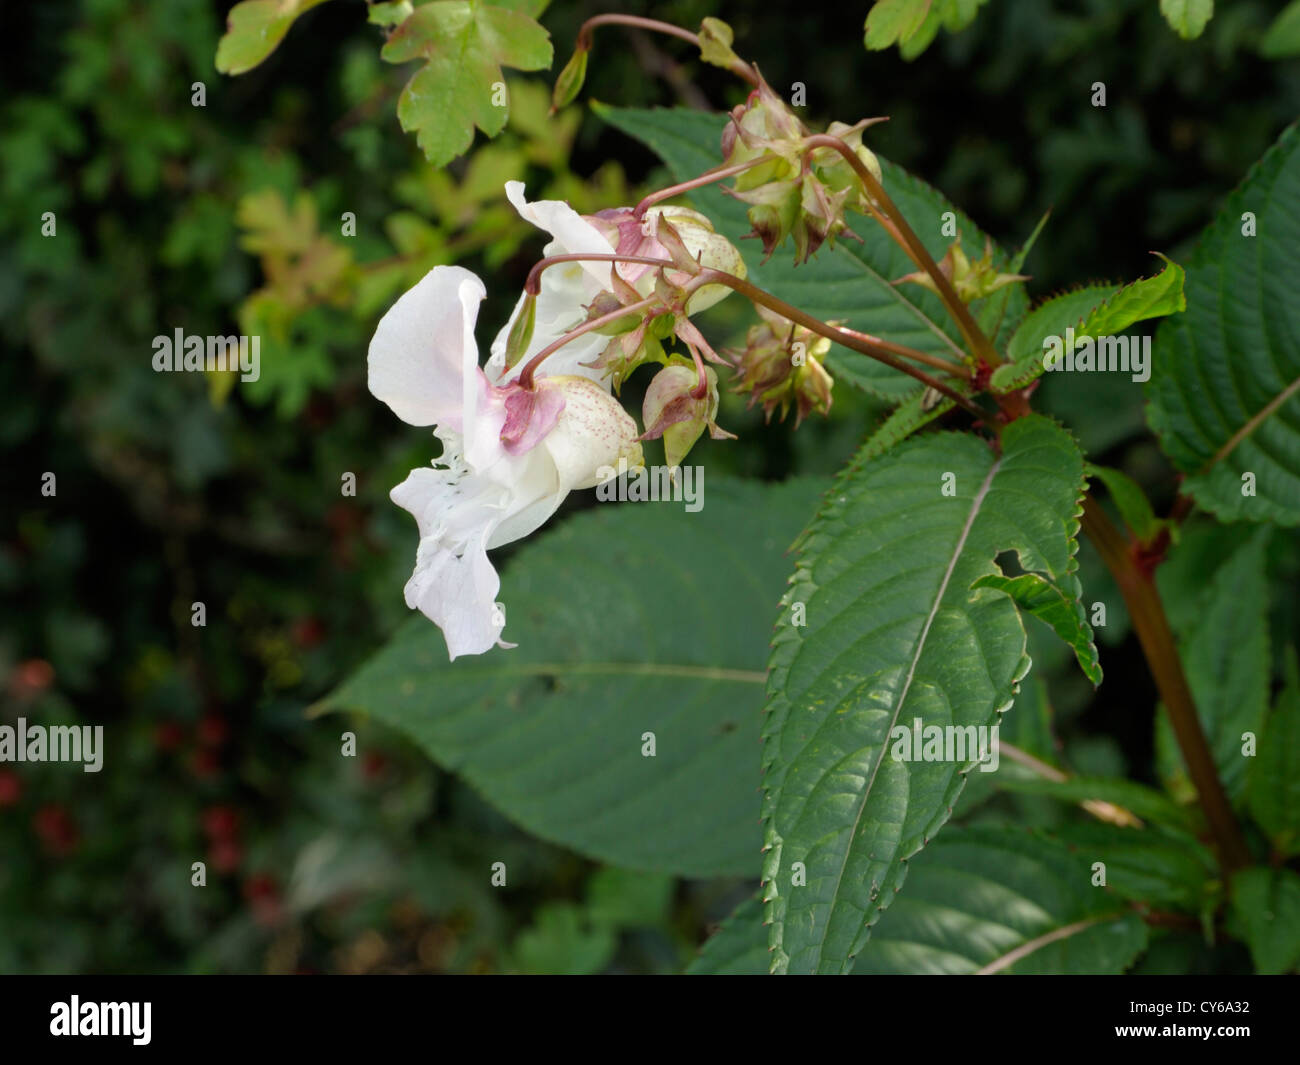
[641,361,734,469]
[551,45,589,112]
[502,292,537,370]
[730,306,834,425]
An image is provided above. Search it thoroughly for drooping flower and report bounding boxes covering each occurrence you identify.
[488,182,745,389]
[370,265,643,659]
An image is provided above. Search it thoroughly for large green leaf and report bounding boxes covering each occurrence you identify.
[1245,649,1300,856]
[319,477,827,877]
[1155,529,1270,804]
[691,828,1148,974]
[761,415,1086,973]
[1146,124,1300,525]
[595,106,1025,400]
[1229,867,1300,974]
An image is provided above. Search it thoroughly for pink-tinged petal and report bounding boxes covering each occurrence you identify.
[499,381,566,456]
[368,266,485,428]
[542,376,644,491]
[504,181,615,290]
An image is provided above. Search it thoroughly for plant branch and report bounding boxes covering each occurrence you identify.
[802,134,1002,369]
[577,14,760,87]
[695,267,984,417]
[1079,495,1251,874]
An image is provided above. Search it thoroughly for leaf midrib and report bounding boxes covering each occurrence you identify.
[817,452,1004,971]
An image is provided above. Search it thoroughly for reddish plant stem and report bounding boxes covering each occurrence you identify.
[1079,496,1251,875]
[517,295,659,390]
[577,14,760,87]
[632,157,769,220]
[524,253,679,296]
[695,268,983,417]
[801,134,1001,369]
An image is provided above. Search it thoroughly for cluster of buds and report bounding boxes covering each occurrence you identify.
[895,237,1028,304]
[577,208,745,399]
[729,304,834,425]
[721,77,885,264]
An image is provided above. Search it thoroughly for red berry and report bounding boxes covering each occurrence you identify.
[33,804,78,856]
[202,804,239,840]
[209,838,243,874]
[190,749,220,779]
[0,769,21,807]
[197,714,228,748]
[291,615,326,649]
[154,721,184,752]
[243,873,282,927]
[10,659,54,698]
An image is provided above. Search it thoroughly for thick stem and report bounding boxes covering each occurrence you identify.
[578,14,760,87]
[1080,496,1251,874]
[802,134,1001,369]
[696,267,983,418]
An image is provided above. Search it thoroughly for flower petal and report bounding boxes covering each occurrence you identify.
[368,266,486,429]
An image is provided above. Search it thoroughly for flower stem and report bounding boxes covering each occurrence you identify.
[578,14,760,87]
[524,253,680,296]
[695,268,984,418]
[801,133,1002,369]
[632,157,769,221]
[1079,495,1251,875]
[516,295,659,390]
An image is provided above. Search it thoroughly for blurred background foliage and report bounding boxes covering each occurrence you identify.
[1,0,1296,973]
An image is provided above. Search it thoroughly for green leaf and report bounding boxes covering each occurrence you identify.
[864,0,932,51]
[1245,649,1300,856]
[1229,867,1300,974]
[694,828,1149,974]
[215,0,333,76]
[992,259,1185,394]
[512,902,615,974]
[761,415,1087,973]
[1146,124,1300,525]
[1261,1,1300,59]
[584,868,674,929]
[1052,822,1216,911]
[993,776,1199,832]
[317,477,827,878]
[381,0,552,167]
[971,572,1101,686]
[853,828,1149,973]
[859,387,956,461]
[1159,0,1214,40]
[686,895,769,974]
[1086,463,1163,543]
[595,105,1022,401]
[1155,529,1270,804]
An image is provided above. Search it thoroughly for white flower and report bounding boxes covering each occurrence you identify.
[370,264,643,660]
[488,182,747,388]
